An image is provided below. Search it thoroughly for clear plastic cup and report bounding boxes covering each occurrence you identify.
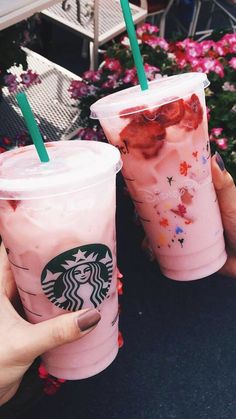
[91,73,227,281]
[0,140,122,379]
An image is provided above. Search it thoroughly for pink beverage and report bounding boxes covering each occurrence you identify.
[0,140,121,379]
[91,73,227,281]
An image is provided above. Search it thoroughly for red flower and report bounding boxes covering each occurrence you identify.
[104,58,121,72]
[20,70,41,87]
[118,331,124,348]
[171,204,187,218]
[180,161,192,176]
[159,218,169,227]
[117,279,123,295]
[38,364,66,395]
[38,364,48,379]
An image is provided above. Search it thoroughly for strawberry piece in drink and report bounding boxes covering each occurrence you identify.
[154,99,185,127]
[120,119,166,159]
[120,105,148,122]
[180,94,203,131]
[7,200,20,211]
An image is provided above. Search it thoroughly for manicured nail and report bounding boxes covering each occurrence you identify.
[215,151,225,171]
[77,309,101,332]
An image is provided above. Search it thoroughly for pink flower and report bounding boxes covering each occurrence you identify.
[144,63,160,80]
[4,73,18,92]
[223,81,236,92]
[211,127,223,137]
[176,58,188,69]
[200,40,216,54]
[77,127,104,141]
[215,41,229,56]
[123,68,137,84]
[68,80,89,98]
[83,70,102,82]
[101,73,120,89]
[136,23,159,37]
[212,60,224,78]
[201,57,216,73]
[229,57,236,70]
[87,85,98,95]
[216,137,228,150]
[220,33,236,53]
[186,43,202,59]
[20,70,41,87]
[104,58,121,72]
[146,36,169,50]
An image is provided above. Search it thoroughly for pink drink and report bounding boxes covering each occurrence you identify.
[0,140,121,379]
[91,73,227,280]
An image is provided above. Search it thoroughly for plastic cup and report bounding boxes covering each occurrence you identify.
[0,140,122,379]
[91,73,227,281]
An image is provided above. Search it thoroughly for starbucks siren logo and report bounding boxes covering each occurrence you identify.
[41,244,113,311]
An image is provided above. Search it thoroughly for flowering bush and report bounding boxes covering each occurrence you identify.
[0,17,41,94]
[69,23,236,178]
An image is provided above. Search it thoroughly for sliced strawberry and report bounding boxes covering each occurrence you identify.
[180,94,203,131]
[120,119,165,159]
[7,200,20,211]
[154,99,185,127]
[120,105,147,121]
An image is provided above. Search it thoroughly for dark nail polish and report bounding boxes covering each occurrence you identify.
[215,151,225,171]
[77,309,101,332]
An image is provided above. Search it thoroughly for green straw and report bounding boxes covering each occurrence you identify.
[120,0,148,91]
[16,92,50,163]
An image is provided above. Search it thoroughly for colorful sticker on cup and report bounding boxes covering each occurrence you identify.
[41,244,113,311]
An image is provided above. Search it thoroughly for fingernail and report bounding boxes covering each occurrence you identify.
[77,309,101,332]
[215,151,225,171]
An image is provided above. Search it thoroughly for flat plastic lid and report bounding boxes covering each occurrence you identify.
[0,140,122,199]
[90,72,210,119]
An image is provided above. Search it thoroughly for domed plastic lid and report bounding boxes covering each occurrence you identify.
[90,72,210,119]
[0,140,122,199]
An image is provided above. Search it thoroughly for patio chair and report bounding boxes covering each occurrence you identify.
[188,0,236,39]
[41,0,147,70]
[130,0,175,37]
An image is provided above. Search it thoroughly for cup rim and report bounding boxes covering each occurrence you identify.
[90,72,209,120]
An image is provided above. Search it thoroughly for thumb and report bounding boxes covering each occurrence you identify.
[212,152,236,252]
[25,308,101,360]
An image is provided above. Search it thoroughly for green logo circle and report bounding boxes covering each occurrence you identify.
[41,244,113,311]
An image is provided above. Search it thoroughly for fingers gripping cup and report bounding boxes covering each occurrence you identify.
[0,140,122,379]
[91,73,227,281]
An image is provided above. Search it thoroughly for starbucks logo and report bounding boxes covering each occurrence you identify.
[41,244,113,311]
